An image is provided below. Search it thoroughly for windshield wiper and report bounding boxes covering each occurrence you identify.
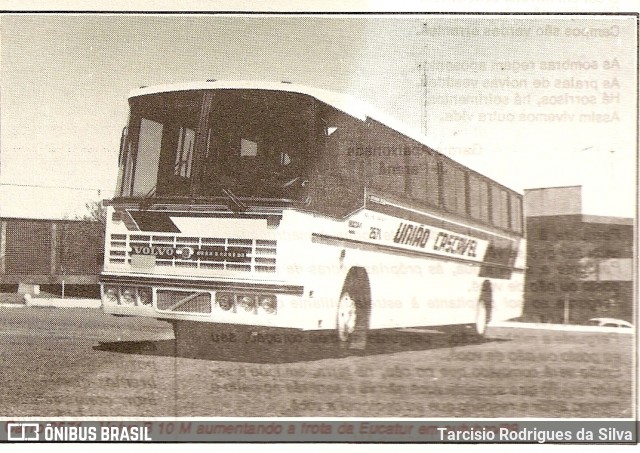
[138,185,157,210]
[135,183,247,213]
[221,187,248,213]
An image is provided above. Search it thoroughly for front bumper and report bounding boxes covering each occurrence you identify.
[99,273,310,329]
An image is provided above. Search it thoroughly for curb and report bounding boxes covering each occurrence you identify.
[492,321,634,334]
[24,295,101,309]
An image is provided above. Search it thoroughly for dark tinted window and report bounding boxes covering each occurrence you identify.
[442,162,466,215]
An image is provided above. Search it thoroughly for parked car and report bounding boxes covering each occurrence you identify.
[588,317,633,328]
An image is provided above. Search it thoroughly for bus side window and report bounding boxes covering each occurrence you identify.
[491,185,509,229]
[132,118,163,196]
[174,126,196,178]
[507,192,513,231]
[407,146,439,208]
[310,107,366,217]
[442,161,466,216]
[362,120,405,198]
[510,194,523,233]
[469,174,490,224]
[425,153,440,207]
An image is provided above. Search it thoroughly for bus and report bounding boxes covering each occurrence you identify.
[100,80,525,351]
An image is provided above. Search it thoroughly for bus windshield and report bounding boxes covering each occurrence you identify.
[118,89,316,203]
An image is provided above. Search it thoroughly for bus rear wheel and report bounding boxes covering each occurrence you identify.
[475,286,492,337]
[475,299,488,336]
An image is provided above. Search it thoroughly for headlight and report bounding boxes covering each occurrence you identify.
[216,292,233,311]
[120,288,137,306]
[258,295,277,314]
[104,287,119,305]
[238,295,256,313]
[138,288,152,306]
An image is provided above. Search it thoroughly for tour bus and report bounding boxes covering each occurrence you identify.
[100,80,525,351]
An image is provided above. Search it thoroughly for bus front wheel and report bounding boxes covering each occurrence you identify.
[337,292,357,342]
[336,289,368,350]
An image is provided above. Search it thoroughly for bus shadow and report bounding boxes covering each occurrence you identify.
[94,339,178,357]
[93,328,508,364]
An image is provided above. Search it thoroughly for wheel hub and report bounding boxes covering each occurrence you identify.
[476,301,487,335]
[337,293,357,341]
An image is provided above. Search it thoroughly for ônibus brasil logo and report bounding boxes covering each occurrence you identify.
[8,423,40,441]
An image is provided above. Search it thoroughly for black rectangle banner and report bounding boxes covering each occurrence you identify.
[2,420,637,443]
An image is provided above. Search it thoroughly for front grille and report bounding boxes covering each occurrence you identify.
[156,290,212,314]
[108,234,277,273]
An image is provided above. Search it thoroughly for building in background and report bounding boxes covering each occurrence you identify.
[0,217,104,296]
[523,186,633,324]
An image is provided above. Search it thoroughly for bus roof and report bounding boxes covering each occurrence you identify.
[130,80,433,152]
[130,81,521,197]
[130,80,371,120]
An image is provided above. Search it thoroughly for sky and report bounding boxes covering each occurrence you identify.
[0,13,637,219]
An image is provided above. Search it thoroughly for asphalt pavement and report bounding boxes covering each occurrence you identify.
[0,306,633,417]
